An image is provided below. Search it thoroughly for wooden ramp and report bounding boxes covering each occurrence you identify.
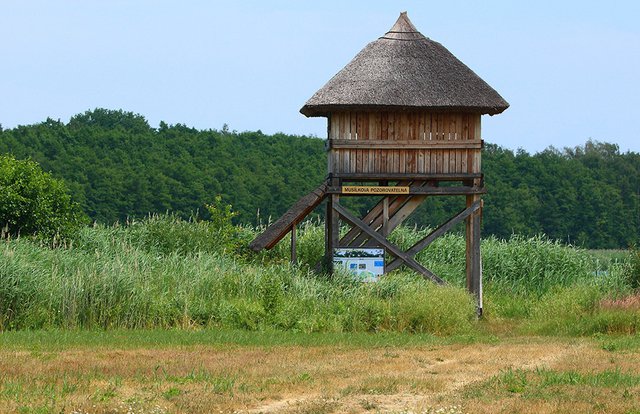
[249,182,328,251]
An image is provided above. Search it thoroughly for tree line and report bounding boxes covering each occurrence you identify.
[1,108,638,249]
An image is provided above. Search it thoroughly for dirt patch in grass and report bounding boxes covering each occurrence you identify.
[1,337,638,413]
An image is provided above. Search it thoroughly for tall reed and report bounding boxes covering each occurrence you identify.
[0,216,632,333]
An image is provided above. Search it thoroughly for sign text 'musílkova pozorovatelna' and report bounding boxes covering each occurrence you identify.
[341,186,410,195]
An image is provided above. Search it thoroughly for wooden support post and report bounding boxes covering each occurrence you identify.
[466,194,483,316]
[290,223,297,265]
[326,177,341,273]
[382,197,389,237]
[325,199,333,271]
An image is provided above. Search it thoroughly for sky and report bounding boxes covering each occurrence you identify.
[1,1,639,154]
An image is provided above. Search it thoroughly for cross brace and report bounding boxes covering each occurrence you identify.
[332,203,445,285]
[386,200,482,272]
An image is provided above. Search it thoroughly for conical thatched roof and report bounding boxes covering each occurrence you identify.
[300,12,509,117]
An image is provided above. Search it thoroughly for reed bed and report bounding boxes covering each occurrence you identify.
[0,216,636,335]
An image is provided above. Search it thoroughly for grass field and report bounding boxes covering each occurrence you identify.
[1,216,639,413]
[1,330,640,413]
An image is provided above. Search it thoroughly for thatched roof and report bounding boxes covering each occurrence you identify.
[300,12,509,117]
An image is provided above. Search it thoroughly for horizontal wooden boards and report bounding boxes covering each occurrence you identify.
[329,139,483,149]
[333,172,482,181]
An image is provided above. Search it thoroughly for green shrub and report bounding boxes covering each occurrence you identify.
[0,155,85,240]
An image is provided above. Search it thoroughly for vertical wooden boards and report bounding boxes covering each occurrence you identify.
[342,149,350,174]
[327,111,482,175]
[381,112,389,140]
[369,112,380,140]
[452,115,460,173]
[349,112,357,140]
[474,114,482,173]
[443,114,450,173]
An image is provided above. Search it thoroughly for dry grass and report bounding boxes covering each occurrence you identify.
[601,294,640,310]
[2,336,640,413]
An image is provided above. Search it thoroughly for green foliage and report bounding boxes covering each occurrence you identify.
[0,108,326,226]
[205,195,239,229]
[0,155,85,240]
[0,110,637,248]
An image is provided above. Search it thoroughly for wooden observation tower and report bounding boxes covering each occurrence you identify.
[250,12,508,314]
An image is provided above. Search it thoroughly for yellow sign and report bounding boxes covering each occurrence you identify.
[342,186,409,194]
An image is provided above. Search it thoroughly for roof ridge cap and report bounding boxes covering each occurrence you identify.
[383,11,425,40]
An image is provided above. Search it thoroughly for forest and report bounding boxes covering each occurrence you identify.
[0,108,638,249]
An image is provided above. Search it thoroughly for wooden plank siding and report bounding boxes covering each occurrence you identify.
[328,112,481,175]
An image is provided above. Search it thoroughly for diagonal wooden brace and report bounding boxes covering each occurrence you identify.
[386,200,482,272]
[333,203,445,285]
[340,180,414,246]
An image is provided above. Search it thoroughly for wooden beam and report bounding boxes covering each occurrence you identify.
[466,194,483,315]
[407,186,485,195]
[471,201,482,315]
[329,139,483,150]
[340,181,413,246]
[333,203,445,285]
[327,186,486,196]
[346,184,430,247]
[382,197,389,237]
[385,195,427,234]
[325,177,341,273]
[249,182,328,251]
[324,198,333,271]
[386,200,481,272]
[350,195,424,247]
[290,223,297,265]
[334,173,482,182]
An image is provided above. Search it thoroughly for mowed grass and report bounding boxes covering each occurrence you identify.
[1,331,640,413]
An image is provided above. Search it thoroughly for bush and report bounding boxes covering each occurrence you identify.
[0,155,85,240]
